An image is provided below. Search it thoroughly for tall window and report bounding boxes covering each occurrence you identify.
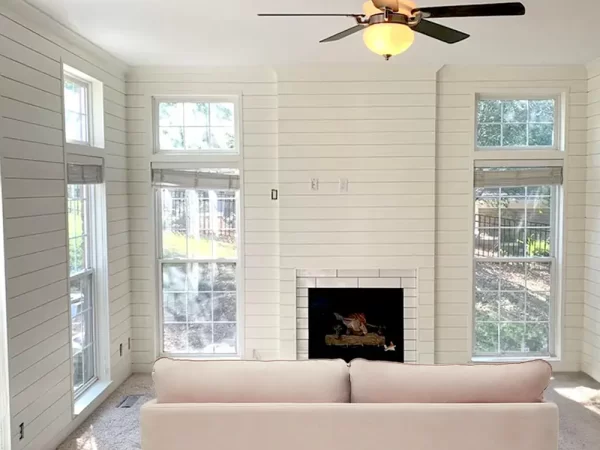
[473,167,562,357]
[64,75,91,145]
[155,98,238,152]
[155,168,240,356]
[477,98,558,149]
[68,184,97,394]
[67,162,104,396]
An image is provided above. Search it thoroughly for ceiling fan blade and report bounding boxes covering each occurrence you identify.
[412,19,470,44]
[320,25,366,43]
[414,2,525,18]
[258,13,362,17]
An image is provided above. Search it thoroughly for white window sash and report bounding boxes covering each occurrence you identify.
[473,182,559,358]
[64,73,92,146]
[153,96,240,154]
[475,95,561,151]
[156,186,241,358]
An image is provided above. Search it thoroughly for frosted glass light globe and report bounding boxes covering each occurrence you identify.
[363,23,415,59]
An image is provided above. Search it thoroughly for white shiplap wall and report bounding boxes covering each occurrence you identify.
[276,66,437,363]
[0,3,132,449]
[126,68,279,370]
[435,66,587,370]
[584,59,600,381]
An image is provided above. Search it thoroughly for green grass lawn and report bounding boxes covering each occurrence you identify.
[163,232,236,259]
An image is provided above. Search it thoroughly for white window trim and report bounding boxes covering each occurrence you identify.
[475,92,565,152]
[469,162,565,362]
[154,180,245,359]
[0,162,11,450]
[469,88,567,361]
[62,64,105,150]
[66,179,111,411]
[152,96,241,156]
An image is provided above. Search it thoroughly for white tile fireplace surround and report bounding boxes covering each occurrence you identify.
[295,269,432,364]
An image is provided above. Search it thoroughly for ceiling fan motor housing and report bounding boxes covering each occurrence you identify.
[370,0,416,16]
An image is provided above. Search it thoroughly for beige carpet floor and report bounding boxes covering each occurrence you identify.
[58,372,600,450]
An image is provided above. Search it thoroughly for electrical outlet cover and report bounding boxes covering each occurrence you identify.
[310,178,319,191]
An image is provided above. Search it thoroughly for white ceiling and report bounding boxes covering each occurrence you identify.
[24,0,600,67]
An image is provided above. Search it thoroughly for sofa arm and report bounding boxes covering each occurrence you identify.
[141,401,558,450]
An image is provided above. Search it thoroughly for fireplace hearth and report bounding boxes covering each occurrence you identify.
[308,288,404,363]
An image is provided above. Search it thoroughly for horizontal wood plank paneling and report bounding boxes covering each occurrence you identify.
[1,4,131,450]
[584,59,600,382]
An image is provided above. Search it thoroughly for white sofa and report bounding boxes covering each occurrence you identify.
[141,358,558,450]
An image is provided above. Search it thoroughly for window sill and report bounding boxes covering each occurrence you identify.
[74,380,112,416]
[472,356,559,363]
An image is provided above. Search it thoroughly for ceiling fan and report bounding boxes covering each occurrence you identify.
[258,1,526,60]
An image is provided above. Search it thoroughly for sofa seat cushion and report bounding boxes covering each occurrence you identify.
[153,358,350,403]
[350,359,551,403]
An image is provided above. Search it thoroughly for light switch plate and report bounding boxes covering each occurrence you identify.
[340,178,349,193]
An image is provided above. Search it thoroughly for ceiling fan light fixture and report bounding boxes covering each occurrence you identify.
[363,23,414,60]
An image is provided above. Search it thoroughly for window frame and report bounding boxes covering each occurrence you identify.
[475,94,562,152]
[67,183,99,398]
[472,182,561,358]
[155,185,243,359]
[62,64,105,150]
[152,96,241,155]
[64,74,93,147]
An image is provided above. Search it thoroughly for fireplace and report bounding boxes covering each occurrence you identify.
[308,288,404,363]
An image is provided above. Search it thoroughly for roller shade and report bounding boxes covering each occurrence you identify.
[474,167,563,188]
[66,154,103,184]
[67,164,103,184]
[152,169,240,190]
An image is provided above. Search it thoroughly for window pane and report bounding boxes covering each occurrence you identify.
[529,100,554,122]
[164,324,187,353]
[500,323,525,352]
[163,293,186,323]
[525,323,549,353]
[188,293,212,322]
[210,103,235,126]
[157,101,237,152]
[213,292,236,322]
[159,127,184,150]
[184,103,209,126]
[476,98,556,149]
[499,292,525,321]
[502,123,527,146]
[477,124,501,147]
[477,100,501,123]
[159,102,184,126]
[213,323,237,354]
[528,123,553,146]
[474,261,552,356]
[188,324,213,353]
[185,127,210,150]
[64,79,89,144]
[475,323,498,353]
[73,351,84,392]
[65,112,84,142]
[502,100,527,123]
[210,127,235,149]
[162,262,237,355]
[475,291,498,321]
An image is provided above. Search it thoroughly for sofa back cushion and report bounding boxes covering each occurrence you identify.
[350,359,551,403]
[153,358,350,403]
